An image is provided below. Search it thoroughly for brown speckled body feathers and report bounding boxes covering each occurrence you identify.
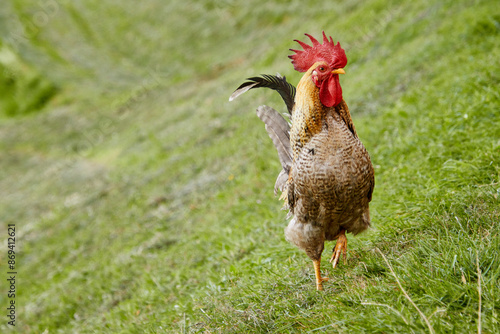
[282,69,375,261]
[285,99,374,261]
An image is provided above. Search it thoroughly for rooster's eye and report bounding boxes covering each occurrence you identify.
[319,67,325,71]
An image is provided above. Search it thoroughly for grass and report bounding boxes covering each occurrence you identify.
[0,0,499,332]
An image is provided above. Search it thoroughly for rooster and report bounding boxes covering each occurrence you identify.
[230,32,374,290]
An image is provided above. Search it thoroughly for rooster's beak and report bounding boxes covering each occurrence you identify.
[331,68,346,75]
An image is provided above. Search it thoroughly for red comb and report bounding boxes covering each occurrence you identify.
[289,31,347,72]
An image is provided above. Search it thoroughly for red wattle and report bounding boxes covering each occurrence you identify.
[319,75,342,107]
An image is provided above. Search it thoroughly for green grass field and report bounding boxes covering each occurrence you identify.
[1,0,499,332]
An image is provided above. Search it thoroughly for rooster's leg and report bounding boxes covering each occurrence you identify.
[312,259,329,291]
[329,229,347,268]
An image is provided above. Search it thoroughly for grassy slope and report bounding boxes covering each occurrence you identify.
[0,0,499,332]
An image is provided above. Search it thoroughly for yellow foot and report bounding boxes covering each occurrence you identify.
[313,259,329,291]
[329,229,347,268]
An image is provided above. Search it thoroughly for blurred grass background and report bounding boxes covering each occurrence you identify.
[0,0,499,332]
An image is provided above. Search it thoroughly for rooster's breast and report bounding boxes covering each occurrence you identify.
[290,113,373,237]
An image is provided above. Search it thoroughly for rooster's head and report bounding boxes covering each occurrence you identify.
[289,32,347,108]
